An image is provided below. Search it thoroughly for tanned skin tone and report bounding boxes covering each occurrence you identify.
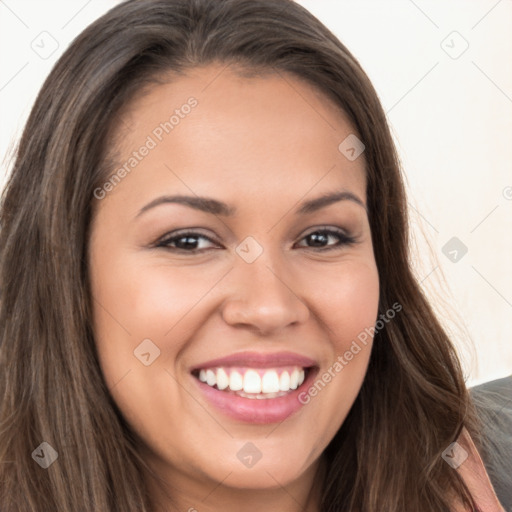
[88,64,380,512]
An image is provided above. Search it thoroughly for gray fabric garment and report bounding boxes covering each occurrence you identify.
[470,375,512,512]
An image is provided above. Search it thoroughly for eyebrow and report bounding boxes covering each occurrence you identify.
[135,190,366,219]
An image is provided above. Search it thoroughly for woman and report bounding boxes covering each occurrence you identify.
[0,0,505,510]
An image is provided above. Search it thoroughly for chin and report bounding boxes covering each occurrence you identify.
[199,442,317,490]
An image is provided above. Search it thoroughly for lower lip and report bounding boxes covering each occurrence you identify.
[192,368,318,424]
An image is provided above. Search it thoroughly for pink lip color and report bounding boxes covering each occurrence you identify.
[190,351,318,424]
[190,351,317,371]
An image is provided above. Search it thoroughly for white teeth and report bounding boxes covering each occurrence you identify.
[290,369,299,390]
[261,370,280,393]
[279,371,290,391]
[216,368,229,390]
[229,371,243,391]
[197,367,307,396]
[243,370,262,393]
[206,369,216,387]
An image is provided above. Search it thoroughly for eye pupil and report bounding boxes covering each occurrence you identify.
[176,236,198,249]
[308,233,328,246]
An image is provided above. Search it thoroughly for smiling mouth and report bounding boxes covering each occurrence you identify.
[191,366,312,399]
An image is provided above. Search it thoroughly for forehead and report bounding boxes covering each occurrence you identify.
[105,64,366,214]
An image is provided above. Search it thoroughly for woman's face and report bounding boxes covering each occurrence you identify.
[88,64,379,500]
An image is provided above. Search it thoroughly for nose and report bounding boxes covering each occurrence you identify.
[220,251,310,335]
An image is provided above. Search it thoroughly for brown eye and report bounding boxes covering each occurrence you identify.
[296,228,356,251]
[156,231,219,252]
[155,227,357,254]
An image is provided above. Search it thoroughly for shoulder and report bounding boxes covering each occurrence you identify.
[471,375,512,396]
[470,375,512,511]
[450,427,506,512]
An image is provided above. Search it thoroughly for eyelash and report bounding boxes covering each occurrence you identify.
[155,228,357,253]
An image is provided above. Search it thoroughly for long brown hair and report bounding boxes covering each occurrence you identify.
[0,0,484,510]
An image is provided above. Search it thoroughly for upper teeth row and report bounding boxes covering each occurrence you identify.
[198,367,305,394]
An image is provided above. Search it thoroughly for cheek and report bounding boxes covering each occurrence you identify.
[124,265,207,332]
[291,259,379,450]
[88,255,198,431]
[89,252,227,389]
[311,259,380,348]
[92,254,216,339]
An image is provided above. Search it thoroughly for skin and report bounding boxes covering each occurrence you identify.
[88,63,380,512]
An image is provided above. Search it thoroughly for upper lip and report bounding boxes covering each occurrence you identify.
[190,351,318,371]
